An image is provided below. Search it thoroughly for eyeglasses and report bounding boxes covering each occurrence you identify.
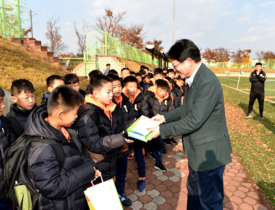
[172,62,182,69]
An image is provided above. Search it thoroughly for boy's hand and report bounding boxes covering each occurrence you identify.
[147,126,160,141]
[92,167,101,181]
[125,138,134,144]
[150,114,166,124]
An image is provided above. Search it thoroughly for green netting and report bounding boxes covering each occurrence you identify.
[0,0,29,38]
[86,30,159,66]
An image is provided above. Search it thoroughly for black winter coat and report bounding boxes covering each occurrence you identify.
[0,116,16,199]
[131,92,149,119]
[113,93,136,158]
[7,103,37,136]
[171,80,183,108]
[145,92,175,118]
[25,105,95,210]
[78,102,127,181]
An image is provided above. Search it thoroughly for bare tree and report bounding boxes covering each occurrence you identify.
[45,16,68,57]
[94,9,127,39]
[74,21,90,57]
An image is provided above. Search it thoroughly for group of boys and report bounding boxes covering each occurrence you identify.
[0,66,186,209]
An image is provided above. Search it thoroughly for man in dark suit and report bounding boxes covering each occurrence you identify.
[149,39,232,210]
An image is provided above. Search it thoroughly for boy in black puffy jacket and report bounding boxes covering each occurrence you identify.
[146,80,175,172]
[108,74,135,206]
[7,79,37,138]
[78,75,133,183]
[25,86,99,210]
[0,88,15,210]
[122,76,149,192]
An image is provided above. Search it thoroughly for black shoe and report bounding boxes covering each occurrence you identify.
[150,153,156,160]
[165,139,172,146]
[259,114,264,119]
[170,139,178,145]
[162,146,167,154]
[119,194,132,206]
[154,162,167,172]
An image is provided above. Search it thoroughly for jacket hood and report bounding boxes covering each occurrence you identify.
[24,104,67,142]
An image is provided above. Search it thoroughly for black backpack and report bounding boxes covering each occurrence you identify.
[4,134,65,209]
[6,115,21,139]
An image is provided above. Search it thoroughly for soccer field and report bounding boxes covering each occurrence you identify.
[218,77,275,102]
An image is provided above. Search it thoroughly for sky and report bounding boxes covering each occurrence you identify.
[21,0,275,58]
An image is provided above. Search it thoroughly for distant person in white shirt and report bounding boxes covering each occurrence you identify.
[103,63,111,75]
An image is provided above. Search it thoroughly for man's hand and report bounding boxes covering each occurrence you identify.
[92,167,101,181]
[150,114,166,124]
[147,126,160,141]
[256,70,260,75]
[125,138,134,144]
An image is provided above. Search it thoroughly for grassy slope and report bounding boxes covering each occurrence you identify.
[0,38,89,104]
[219,78,275,207]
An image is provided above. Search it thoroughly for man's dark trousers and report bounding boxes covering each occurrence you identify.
[187,165,225,210]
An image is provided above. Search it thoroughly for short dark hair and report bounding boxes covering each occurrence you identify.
[130,71,136,76]
[154,68,163,76]
[90,75,113,94]
[255,62,262,67]
[165,77,173,83]
[124,76,138,85]
[163,67,168,71]
[121,68,130,73]
[167,69,176,75]
[135,73,142,78]
[139,69,146,75]
[156,80,169,91]
[108,69,118,75]
[47,85,83,115]
[144,66,149,71]
[167,39,201,63]
[108,74,120,82]
[88,70,102,80]
[11,79,35,96]
[146,73,154,79]
[106,63,110,66]
[64,74,79,84]
[46,75,65,88]
[0,88,5,97]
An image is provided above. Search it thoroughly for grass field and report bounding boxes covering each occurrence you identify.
[219,77,275,101]
[219,77,275,207]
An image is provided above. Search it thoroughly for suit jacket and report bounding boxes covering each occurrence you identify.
[160,63,232,172]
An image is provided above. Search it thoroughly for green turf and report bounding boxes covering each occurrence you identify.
[218,77,275,100]
[219,79,275,207]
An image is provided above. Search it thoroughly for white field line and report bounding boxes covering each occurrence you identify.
[221,84,275,104]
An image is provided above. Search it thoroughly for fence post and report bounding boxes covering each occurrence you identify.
[17,0,21,38]
[1,0,6,38]
[84,53,86,76]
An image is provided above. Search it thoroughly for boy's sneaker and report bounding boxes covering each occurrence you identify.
[170,139,178,145]
[154,162,167,172]
[245,113,252,118]
[259,114,264,119]
[119,194,132,206]
[128,154,134,159]
[162,146,167,154]
[150,153,156,160]
[165,139,172,146]
[137,180,146,191]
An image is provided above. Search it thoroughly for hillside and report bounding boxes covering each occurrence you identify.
[0,38,89,104]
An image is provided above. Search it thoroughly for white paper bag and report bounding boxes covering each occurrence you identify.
[84,177,123,210]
